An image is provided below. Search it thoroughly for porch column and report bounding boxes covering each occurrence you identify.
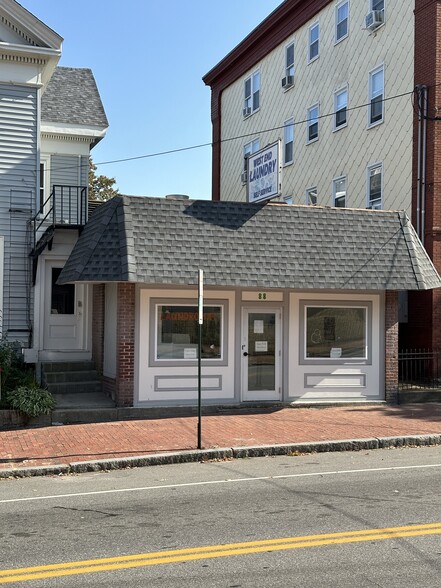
[115,283,136,407]
[385,291,399,404]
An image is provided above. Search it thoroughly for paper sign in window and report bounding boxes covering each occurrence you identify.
[330,347,342,358]
[254,320,264,334]
[255,341,268,352]
[184,348,197,359]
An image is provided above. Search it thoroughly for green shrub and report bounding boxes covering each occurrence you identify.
[6,386,56,418]
[0,339,35,395]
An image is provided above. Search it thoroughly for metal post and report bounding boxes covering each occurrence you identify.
[197,269,203,450]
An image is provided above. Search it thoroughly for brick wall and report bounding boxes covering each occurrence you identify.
[91,284,105,375]
[385,291,399,404]
[407,0,441,352]
[115,283,136,407]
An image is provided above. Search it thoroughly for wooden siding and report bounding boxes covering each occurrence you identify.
[0,84,37,344]
[50,154,88,224]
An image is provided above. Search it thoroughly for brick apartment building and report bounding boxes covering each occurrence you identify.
[203,0,441,354]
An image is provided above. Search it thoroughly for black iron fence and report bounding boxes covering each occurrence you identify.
[398,349,441,391]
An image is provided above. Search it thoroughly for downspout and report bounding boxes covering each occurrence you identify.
[416,85,423,239]
[421,85,428,247]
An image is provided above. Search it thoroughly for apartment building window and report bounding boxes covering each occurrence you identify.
[308,23,319,62]
[333,176,346,207]
[367,163,382,209]
[335,1,349,43]
[283,118,294,165]
[368,65,384,126]
[284,195,293,205]
[242,138,260,183]
[306,187,317,205]
[371,0,384,12]
[286,42,295,77]
[243,71,260,117]
[307,105,319,143]
[334,87,348,130]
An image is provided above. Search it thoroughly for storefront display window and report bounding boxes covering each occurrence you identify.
[305,305,367,359]
[156,304,223,361]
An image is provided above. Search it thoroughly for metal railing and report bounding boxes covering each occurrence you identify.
[33,185,88,247]
[398,349,441,391]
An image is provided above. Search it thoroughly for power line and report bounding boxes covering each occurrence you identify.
[40,84,419,177]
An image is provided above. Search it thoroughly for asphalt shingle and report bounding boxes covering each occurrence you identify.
[58,196,441,291]
[41,66,108,128]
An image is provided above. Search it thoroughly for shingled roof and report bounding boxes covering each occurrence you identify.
[41,67,108,128]
[58,196,441,291]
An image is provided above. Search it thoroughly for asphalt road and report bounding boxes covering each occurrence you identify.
[1,447,441,587]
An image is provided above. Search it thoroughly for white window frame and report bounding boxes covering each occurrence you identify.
[38,154,51,216]
[334,86,348,131]
[368,64,384,128]
[306,186,318,206]
[283,118,294,165]
[371,0,384,13]
[307,104,319,143]
[151,301,227,366]
[285,41,295,78]
[308,22,320,63]
[300,301,371,364]
[367,162,383,209]
[335,0,349,44]
[333,175,347,208]
[243,138,260,183]
[243,70,260,117]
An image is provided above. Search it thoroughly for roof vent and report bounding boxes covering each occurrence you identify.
[165,194,190,200]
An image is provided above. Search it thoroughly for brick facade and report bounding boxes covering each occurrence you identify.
[91,284,105,375]
[385,291,399,404]
[402,0,441,352]
[114,283,136,407]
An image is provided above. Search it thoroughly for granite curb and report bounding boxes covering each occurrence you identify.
[1,434,440,479]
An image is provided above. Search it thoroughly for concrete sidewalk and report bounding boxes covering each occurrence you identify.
[1,403,441,478]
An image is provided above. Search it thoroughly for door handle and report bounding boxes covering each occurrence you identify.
[243,351,249,357]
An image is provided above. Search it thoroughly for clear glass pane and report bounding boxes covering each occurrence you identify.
[370,94,383,123]
[248,313,275,391]
[307,188,317,205]
[51,268,74,315]
[156,305,222,360]
[306,307,367,359]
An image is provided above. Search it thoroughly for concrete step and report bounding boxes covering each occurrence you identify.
[45,370,99,384]
[53,392,115,411]
[47,381,103,395]
[42,361,96,373]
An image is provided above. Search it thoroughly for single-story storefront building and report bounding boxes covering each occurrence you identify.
[58,196,441,407]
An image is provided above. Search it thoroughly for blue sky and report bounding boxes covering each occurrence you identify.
[20,0,281,199]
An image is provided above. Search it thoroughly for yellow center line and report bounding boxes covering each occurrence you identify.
[1,522,441,584]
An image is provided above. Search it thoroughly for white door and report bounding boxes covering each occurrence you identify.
[242,308,282,401]
[43,262,84,350]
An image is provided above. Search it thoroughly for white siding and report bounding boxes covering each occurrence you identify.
[219,0,414,211]
[0,84,37,343]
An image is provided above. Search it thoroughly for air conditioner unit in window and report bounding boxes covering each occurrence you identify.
[243,106,251,117]
[365,10,384,31]
[241,171,248,184]
[282,75,294,89]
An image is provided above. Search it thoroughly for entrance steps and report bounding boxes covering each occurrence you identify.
[41,361,115,409]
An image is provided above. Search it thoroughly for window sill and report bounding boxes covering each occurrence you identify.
[307,55,319,65]
[306,137,319,145]
[283,160,293,167]
[334,33,348,46]
[333,123,348,133]
[367,118,384,130]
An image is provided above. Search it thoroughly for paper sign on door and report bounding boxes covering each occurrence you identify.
[255,341,268,352]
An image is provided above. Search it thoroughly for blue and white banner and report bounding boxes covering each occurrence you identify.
[247,141,280,204]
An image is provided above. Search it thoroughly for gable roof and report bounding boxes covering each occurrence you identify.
[58,196,441,292]
[41,67,108,129]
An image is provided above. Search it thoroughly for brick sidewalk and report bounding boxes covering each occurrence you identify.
[1,404,441,471]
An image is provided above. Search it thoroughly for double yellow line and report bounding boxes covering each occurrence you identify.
[1,522,441,584]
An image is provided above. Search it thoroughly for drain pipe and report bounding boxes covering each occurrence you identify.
[416,85,423,239]
[421,85,428,247]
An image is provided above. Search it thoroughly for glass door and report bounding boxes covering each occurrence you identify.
[242,309,281,401]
